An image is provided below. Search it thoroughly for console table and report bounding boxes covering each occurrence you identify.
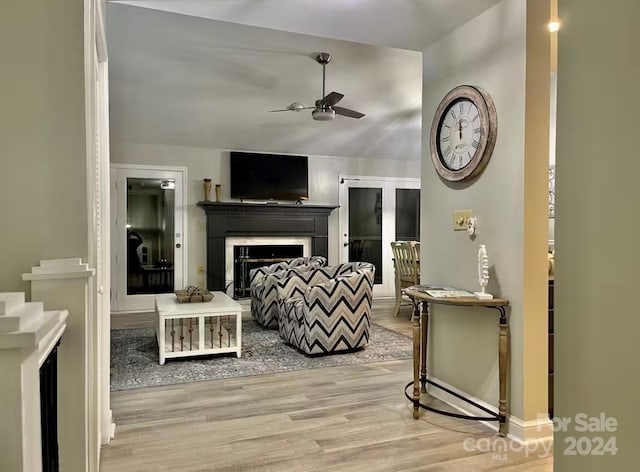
[404,285,510,436]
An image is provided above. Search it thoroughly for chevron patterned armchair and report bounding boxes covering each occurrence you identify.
[249,256,327,328]
[277,263,375,355]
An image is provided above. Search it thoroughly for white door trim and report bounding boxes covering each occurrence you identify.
[339,175,420,297]
[85,0,111,465]
[110,163,188,313]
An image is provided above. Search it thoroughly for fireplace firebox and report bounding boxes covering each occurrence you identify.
[233,244,303,298]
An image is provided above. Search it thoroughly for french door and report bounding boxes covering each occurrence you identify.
[339,176,420,297]
[111,165,187,312]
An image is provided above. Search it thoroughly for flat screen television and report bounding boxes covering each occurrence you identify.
[230,151,309,201]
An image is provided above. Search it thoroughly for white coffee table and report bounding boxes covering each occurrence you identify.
[155,292,242,365]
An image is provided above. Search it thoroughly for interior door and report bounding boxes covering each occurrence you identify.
[340,177,420,297]
[111,166,186,312]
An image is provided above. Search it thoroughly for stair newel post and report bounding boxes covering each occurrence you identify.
[22,258,94,472]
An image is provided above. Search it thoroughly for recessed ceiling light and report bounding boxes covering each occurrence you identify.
[548,21,561,33]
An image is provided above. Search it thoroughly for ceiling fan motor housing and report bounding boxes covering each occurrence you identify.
[312,108,336,121]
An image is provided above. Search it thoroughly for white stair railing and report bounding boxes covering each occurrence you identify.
[0,292,68,472]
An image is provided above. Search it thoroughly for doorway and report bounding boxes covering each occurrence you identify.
[111,165,187,313]
[339,176,420,297]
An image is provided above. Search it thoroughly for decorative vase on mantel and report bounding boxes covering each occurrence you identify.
[203,178,212,201]
[215,184,222,202]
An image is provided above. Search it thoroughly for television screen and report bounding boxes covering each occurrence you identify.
[230,152,309,201]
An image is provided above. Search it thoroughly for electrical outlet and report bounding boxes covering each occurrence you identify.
[198,223,206,232]
[453,210,472,231]
[198,265,205,274]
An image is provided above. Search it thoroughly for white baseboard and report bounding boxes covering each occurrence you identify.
[110,309,154,316]
[425,376,553,444]
[101,409,115,445]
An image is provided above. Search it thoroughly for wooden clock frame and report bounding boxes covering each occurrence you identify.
[429,85,498,183]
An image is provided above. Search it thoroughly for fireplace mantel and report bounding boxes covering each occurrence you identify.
[197,202,339,292]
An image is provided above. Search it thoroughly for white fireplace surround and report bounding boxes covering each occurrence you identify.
[225,236,311,294]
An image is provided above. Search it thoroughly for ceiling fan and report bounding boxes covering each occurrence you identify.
[269,52,365,121]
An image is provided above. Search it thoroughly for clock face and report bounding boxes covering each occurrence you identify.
[437,99,482,171]
[430,85,497,182]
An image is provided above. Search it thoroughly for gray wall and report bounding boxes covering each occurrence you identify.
[555,0,640,469]
[111,142,420,288]
[0,0,88,294]
[421,0,546,422]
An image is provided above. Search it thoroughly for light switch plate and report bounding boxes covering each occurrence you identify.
[453,210,472,231]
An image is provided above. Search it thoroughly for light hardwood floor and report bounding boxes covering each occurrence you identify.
[102,299,553,471]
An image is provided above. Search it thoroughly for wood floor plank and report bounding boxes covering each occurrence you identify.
[102,297,552,471]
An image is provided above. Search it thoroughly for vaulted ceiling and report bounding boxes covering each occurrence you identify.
[107,1,500,161]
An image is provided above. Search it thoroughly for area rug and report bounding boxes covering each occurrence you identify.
[111,319,411,391]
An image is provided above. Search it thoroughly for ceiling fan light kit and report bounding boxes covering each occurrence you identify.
[312,108,336,121]
[269,52,365,122]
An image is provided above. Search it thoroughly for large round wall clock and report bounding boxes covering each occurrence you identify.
[430,85,497,182]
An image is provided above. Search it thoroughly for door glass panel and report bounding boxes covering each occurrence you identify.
[126,178,175,294]
[348,187,383,284]
[396,188,421,241]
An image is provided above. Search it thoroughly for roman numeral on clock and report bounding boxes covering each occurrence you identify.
[450,110,457,120]
[472,139,480,149]
[442,135,450,142]
[474,127,481,134]
[443,146,452,158]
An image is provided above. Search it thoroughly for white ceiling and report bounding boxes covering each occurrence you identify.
[107,1,499,161]
[110,0,501,51]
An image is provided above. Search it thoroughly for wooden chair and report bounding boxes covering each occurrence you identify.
[391,241,420,318]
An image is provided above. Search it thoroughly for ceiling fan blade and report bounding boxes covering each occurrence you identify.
[334,106,365,119]
[321,91,344,107]
[269,108,294,112]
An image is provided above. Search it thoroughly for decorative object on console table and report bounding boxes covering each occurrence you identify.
[203,178,212,201]
[215,184,222,202]
[474,244,493,299]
